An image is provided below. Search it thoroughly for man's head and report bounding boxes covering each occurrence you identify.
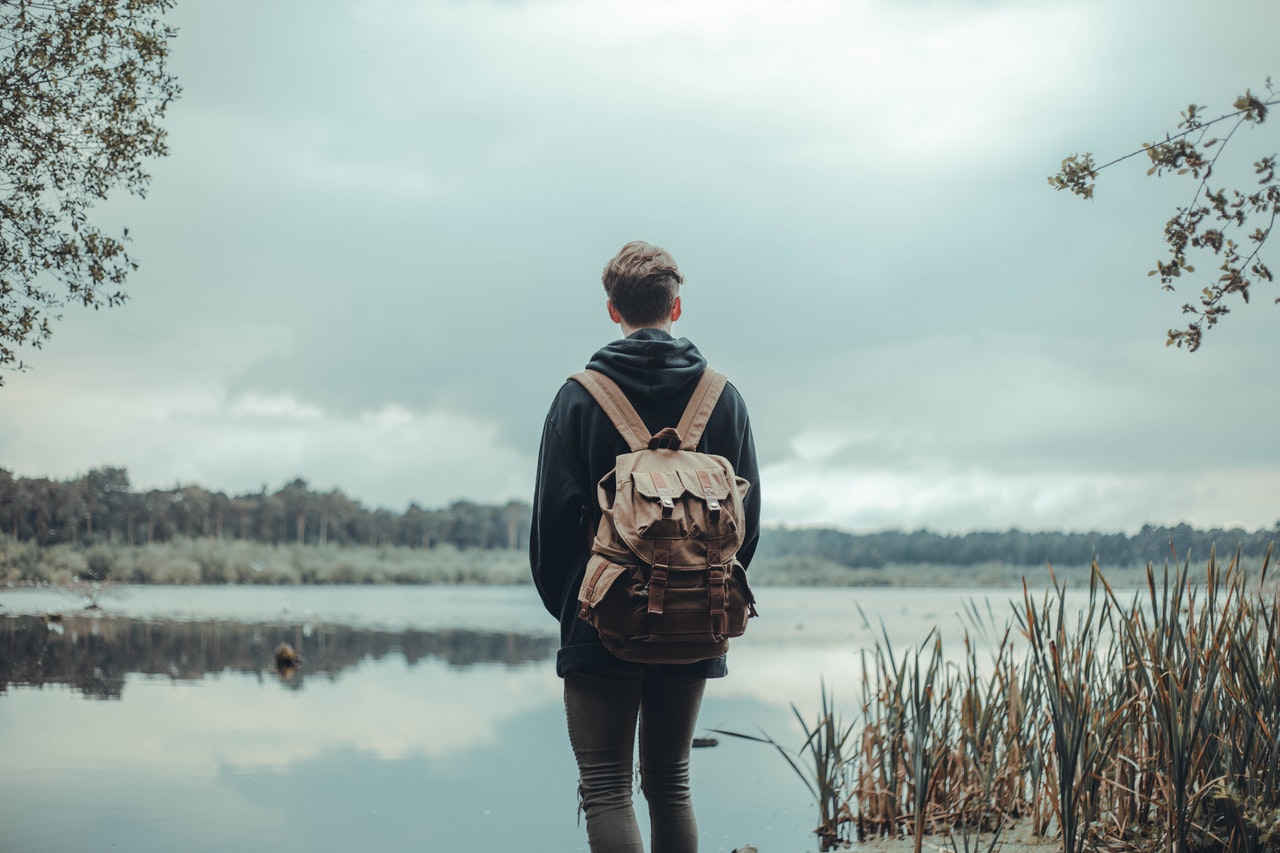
[601,241,683,330]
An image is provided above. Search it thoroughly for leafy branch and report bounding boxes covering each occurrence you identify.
[0,0,180,382]
[1049,80,1279,351]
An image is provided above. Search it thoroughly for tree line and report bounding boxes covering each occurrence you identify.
[759,522,1278,570]
[3,466,1275,568]
[0,467,530,551]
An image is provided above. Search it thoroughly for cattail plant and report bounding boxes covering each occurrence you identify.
[1112,553,1228,852]
[1017,565,1132,853]
[724,544,1279,852]
[903,632,950,851]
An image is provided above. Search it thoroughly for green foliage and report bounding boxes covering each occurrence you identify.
[0,467,531,552]
[1050,80,1279,351]
[0,533,530,586]
[6,465,1275,587]
[760,523,1275,574]
[0,0,180,380]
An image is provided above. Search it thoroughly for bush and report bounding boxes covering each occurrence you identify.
[0,536,533,586]
[36,545,89,584]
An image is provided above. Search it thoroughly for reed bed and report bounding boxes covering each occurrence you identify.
[734,546,1280,852]
[0,534,530,585]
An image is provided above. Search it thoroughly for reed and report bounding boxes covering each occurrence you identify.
[713,683,858,850]
[1018,565,1133,853]
[1116,553,1228,852]
[946,625,1019,853]
[732,546,1280,852]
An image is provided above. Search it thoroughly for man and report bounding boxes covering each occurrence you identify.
[530,240,761,852]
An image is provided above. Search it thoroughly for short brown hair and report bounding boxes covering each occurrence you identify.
[601,241,683,327]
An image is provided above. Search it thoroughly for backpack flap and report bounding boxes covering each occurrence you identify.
[675,469,730,524]
[630,468,694,537]
[618,455,745,564]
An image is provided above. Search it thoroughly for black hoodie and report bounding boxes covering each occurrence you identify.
[530,328,760,677]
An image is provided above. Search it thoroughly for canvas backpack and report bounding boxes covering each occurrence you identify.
[570,367,758,665]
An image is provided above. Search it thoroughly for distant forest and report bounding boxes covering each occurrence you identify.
[759,523,1277,570]
[0,467,529,551]
[1,467,1275,569]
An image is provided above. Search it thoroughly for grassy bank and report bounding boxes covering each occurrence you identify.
[0,535,529,586]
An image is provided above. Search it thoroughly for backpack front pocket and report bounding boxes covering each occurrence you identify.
[627,470,693,540]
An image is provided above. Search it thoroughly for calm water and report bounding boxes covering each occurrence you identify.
[0,584,1035,853]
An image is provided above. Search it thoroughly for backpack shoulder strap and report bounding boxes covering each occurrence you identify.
[675,368,727,451]
[569,370,650,453]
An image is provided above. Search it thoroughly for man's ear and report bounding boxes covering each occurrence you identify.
[607,300,623,325]
[670,295,682,323]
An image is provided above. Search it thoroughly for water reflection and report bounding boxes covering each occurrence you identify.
[0,613,557,699]
[0,585,1043,852]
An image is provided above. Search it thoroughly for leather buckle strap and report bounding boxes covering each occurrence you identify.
[706,539,721,569]
[695,469,721,523]
[647,566,669,615]
[650,472,676,518]
[708,566,727,635]
[647,543,670,615]
[579,559,611,620]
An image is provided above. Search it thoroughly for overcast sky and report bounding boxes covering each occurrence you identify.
[3,0,1278,534]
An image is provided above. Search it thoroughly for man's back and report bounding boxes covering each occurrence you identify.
[531,327,759,674]
[530,241,759,853]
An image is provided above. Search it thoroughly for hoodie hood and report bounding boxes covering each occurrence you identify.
[584,328,707,403]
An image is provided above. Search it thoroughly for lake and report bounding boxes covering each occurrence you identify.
[0,584,1043,853]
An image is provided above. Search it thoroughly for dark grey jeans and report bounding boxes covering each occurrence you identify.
[563,669,708,853]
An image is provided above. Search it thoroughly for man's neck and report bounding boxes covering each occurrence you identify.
[620,322,672,337]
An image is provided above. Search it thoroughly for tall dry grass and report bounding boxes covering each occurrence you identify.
[736,547,1280,852]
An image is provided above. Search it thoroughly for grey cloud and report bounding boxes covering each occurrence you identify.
[5,0,1279,532]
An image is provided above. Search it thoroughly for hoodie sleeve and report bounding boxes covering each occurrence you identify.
[701,380,761,569]
[730,400,762,570]
[529,396,590,618]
